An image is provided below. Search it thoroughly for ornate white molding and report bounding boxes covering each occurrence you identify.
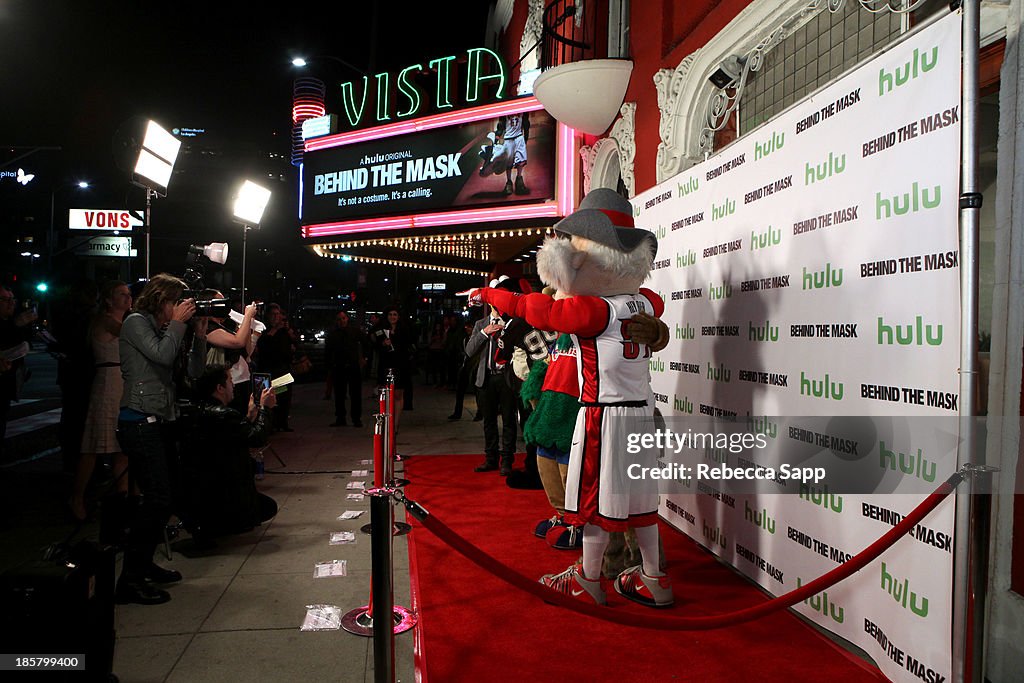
[519,0,545,74]
[579,143,601,196]
[607,102,636,197]
[654,53,699,183]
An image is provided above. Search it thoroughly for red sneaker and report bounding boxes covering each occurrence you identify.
[539,561,606,605]
[614,564,674,608]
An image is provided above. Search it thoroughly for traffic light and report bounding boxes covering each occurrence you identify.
[35,282,48,294]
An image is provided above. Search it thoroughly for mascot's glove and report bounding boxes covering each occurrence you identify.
[458,288,486,307]
[627,311,671,352]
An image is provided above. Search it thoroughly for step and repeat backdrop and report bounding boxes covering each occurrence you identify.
[635,12,962,683]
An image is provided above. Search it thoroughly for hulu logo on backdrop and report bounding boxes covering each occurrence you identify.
[876,182,941,219]
[750,226,781,251]
[654,224,666,239]
[797,577,845,624]
[676,250,696,267]
[711,198,735,221]
[674,395,693,414]
[880,562,929,617]
[799,482,843,513]
[754,131,785,160]
[675,323,694,340]
[800,371,844,401]
[744,501,776,534]
[877,316,943,346]
[802,264,843,290]
[678,176,699,197]
[879,441,937,482]
[878,46,938,96]
[748,320,779,342]
[805,152,846,186]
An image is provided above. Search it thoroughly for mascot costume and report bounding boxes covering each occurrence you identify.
[468,188,672,608]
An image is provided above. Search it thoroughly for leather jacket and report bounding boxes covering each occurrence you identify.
[119,312,206,420]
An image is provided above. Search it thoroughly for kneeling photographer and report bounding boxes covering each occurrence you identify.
[116,273,207,605]
[178,364,278,548]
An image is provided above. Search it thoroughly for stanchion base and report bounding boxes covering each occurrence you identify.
[341,605,417,637]
[360,522,413,537]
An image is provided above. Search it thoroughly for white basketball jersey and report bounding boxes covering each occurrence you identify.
[574,292,656,404]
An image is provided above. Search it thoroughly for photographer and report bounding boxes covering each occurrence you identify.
[115,274,207,605]
[203,290,259,414]
[178,364,278,547]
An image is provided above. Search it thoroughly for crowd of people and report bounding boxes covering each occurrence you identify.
[2,274,318,605]
[4,235,667,609]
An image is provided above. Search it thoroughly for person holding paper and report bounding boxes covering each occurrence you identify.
[0,284,37,459]
[203,290,260,413]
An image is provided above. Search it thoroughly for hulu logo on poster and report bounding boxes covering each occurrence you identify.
[750,226,781,250]
[649,358,665,373]
[674,395,693,414]
[878,46,938,96]
[744,501,775,534]
[877,316,943,346]
[707,362,731,383]
[748,320,778,342]
[676,250,696,267]
[805,152,846,185]
[799,483,843,513]
[876,182,941,219]
[754,131,785,160]
[800,372,843,400]
[879,441,937,482]
[796,578,844,624]
[702,522,727,550]
[709,281,732,300]
[880,563,929,617]
[678,176,699,197]
[675,323,694,340]
[654,224,666,239]
[712,198,735,221]
[802,264,843,290]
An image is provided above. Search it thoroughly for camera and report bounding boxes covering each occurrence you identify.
[180,290,231,318]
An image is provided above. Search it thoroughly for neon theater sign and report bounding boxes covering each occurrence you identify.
[337,47,508,129]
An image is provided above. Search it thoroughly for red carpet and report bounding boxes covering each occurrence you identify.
[404,454,886,683]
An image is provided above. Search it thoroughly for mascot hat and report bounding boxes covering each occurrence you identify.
[553,187,656,254]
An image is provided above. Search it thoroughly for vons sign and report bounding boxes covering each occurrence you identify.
[69,209,143,231]
[338,47,507,129]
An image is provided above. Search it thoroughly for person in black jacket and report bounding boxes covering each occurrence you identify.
[179,364,278,547]
[325,311,367,427]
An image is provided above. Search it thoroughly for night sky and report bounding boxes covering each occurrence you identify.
[1,1,493,299]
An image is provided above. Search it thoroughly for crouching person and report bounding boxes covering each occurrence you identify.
[179,364,278,548]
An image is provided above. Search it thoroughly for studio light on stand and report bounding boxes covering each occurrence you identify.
[132,120,181,278]
[231,180,272,305]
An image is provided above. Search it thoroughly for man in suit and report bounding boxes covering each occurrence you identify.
[465,278,528,476]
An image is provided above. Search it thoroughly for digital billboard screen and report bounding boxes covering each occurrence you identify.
[301,109,556,225]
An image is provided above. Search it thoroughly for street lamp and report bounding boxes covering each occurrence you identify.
[231,180,272,305]
[131,120,182,278]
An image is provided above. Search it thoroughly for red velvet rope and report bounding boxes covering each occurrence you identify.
[406,472,963,630]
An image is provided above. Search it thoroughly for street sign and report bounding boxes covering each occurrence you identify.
[74,236,137,258]
[68,208,143,231]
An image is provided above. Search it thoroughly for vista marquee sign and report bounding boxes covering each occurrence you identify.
[334,48,507,130]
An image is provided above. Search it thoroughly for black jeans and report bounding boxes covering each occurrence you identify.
[332,366,362,423]
[116,419,175,582]
[479,373,517,463]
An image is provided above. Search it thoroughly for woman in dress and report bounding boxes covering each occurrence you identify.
[71,280,132,521]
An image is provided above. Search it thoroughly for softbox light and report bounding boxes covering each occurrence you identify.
[233,180,272,226]
[133,120,181,192]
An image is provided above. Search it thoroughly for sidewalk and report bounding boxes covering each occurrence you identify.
[0,378,487,682]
